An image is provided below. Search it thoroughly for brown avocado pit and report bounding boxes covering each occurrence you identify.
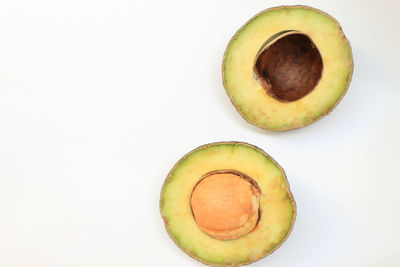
[254,32,323,102]
[190,170,261,240]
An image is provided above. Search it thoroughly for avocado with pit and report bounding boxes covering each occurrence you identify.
[160,142,296,266]
[223,5,353,131]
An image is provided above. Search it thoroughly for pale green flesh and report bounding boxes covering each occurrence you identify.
[223,6,353,130]
[161,143,295,265]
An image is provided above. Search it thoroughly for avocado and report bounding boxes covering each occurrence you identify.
[222,6,353,131]
[160,142,296,266]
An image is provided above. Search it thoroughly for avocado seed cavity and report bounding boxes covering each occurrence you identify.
[254,32,323,102]
[190,171,260,240]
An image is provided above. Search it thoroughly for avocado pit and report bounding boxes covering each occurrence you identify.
[254,32,323,102]
[190,170,260,240]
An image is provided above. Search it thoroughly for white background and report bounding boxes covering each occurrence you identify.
[0,0,399,266]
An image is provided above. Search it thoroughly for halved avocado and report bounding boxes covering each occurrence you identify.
[222,6,353,131]
[160,142,296,266]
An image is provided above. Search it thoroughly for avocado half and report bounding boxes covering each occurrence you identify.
[160,142,296,266]
[222,6,353,131]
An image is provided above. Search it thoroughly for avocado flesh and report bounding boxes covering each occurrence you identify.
[160,142,296,266]
[223,6,353,130]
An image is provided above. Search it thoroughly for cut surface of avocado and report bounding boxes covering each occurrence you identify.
[160,142,296,266]
[223,5,353,130]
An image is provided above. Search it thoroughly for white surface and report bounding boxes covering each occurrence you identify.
[0,0,399,266]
